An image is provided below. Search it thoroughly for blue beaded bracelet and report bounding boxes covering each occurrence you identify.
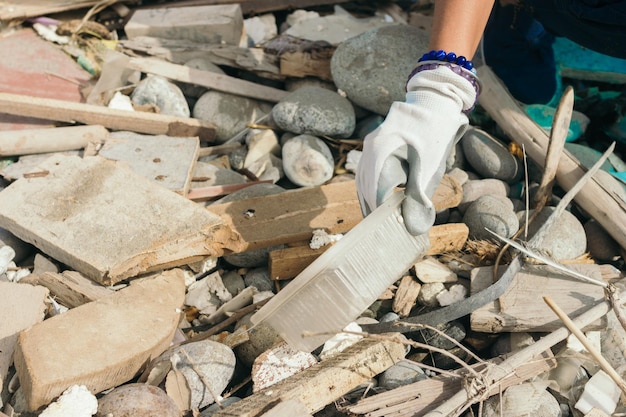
[419,49,474,71]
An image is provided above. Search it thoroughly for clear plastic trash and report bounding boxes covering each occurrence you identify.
[251,191,430,352]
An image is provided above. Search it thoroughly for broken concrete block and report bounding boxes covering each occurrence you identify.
[14,269,186,411]
[125,4,244,46]
[0,282,48,394]
[252,342,317,392]
[0,155,241,285]
[98,131,199,194]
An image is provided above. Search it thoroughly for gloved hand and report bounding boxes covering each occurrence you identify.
[356,65,477,235]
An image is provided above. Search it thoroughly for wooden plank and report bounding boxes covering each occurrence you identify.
[213,336,406,417]
[127,57,288,102]
[470,264,606,333]
[208,177,465,253]
[477,65,626,250]
[20,271,114,309]
[0,125,109,157]
[0,155,242,285]
[267,223,468,280]
[0,92,217,142]
[14,270,185,411]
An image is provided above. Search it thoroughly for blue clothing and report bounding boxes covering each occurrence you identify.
[483,0,626,104]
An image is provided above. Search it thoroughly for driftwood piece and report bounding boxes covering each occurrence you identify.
[120,37,281,78]
[126,57,288,102]
[0,155,241,285]
[14,270,186,411]
[212,336,406,417]
[0,125,109,156]
[477,65,626,250]
[392,275,421,318]
[470,264,606,333]
[280,50,333,80]
[0,92,217,142]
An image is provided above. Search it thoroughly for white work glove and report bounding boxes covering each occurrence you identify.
[356,65,477,235]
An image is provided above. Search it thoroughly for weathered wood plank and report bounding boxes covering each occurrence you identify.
[0,92,217,142]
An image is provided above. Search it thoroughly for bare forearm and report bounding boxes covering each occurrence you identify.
[429,0,495,59]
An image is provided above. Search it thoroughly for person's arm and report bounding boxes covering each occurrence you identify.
[429,0,495,59]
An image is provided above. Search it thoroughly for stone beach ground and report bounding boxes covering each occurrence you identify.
[0,1,626,416]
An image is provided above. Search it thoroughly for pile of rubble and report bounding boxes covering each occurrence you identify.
[0,1,625,416]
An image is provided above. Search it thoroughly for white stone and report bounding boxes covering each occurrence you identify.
[107,91,134,111]
[282,135,334,187]
[414,257,457,283]
[39,385,98,417]
[244,14,277,46]
[345,149,361,173]
[0,245,15,275]
[417,282,445,308]
[436,284,467,307]
[575,370,621,415]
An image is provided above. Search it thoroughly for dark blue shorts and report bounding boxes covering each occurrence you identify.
[483,0,626,104]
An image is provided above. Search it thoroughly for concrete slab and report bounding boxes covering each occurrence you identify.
[98,131,199,194]
[0,154,242,284]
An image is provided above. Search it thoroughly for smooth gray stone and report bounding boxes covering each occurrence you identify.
[330,24,429,115]
[221,270,245,297]
[378,359,427,389]
[516,207,587,260]
[131,75,190,117]
[272,86,355,138]
[193,91,272,143]
[235,319,283,367]
[461,127,522,183]
[459,179,511,214]
[463,195,519,240]
[282,134,334,186]
[244,267,274,293]
[408,320,466,350]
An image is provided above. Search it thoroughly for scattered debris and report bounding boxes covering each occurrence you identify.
[0,1,624,416]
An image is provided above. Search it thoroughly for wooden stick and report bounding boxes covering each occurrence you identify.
[0,92,216,142]
[534,86,573,207]
[544,296,626,395]
[186,180,274,201]
[127,57,288,103]
[0,125,108,156]
[477,66,626,250]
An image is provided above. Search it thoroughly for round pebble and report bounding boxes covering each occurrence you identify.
[461,127,522,183]
[282,134,334,186]
[378,360,427,389]
[330,25,430,115]
[459,178,510,213]
[131,75,190,118]
[169,341,236,409]
[463,194,519,240]
[516,207,587,260]
[96,383,179,417]
[244,267,274,292]
[235,319,284,367]
[193,91,272,143]
[272,86,355,138]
